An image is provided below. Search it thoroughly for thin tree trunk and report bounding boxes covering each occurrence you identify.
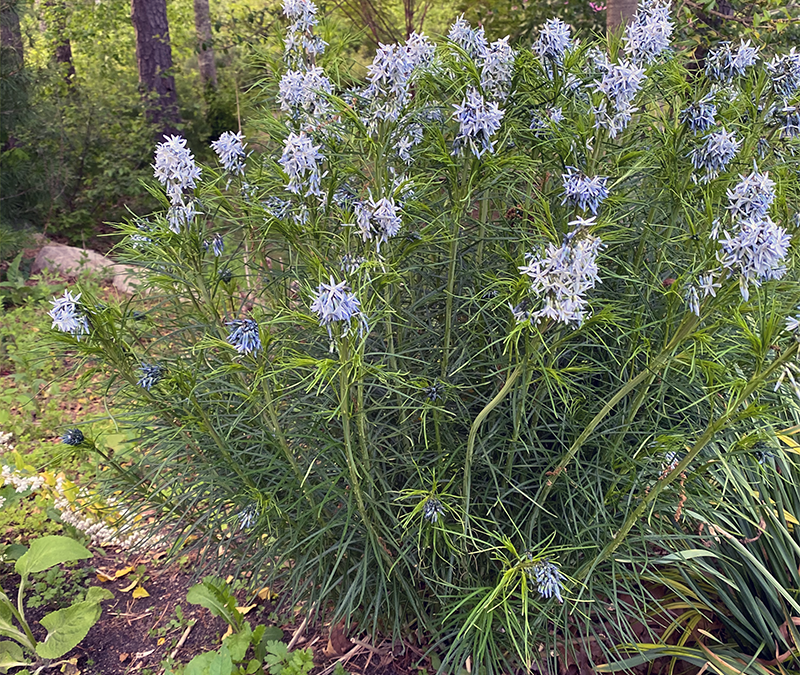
[606,0,639,30]
[0,0,24,69]
[43,0,76,86]
[193,0,216,89]
[1,0,25,150]
[130,0,181,138]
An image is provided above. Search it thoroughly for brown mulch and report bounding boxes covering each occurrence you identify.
[5,545,433,675]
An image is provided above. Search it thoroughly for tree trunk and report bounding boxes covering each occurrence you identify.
[0,0,24,70]
[193,0,216,89]
[606,0,639,31]
[43,0,76,86]
[130,0,181,138]
[1,0,26,150]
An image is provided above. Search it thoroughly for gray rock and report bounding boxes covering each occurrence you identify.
[32,244,143,294]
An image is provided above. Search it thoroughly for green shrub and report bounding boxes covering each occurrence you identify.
[48,2,800,672]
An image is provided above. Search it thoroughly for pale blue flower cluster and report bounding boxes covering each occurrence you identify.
[237,503,259,530]
[532,18,572,65]
[279,66,333,117]
[779,105,800,138]
[423,498,444,523]
[264,196,293,220]
[705,40,759,82]
[61,428,84,446]
[717,216,790,301]
[49,290,89,339]
[684,271,722,316]
[726,166,775,221]
[279,131,325,197]
[310,276,367,338]
[690,128,741,180]
[340,254,366,275]
[424,381,444,401]
[363,33,434,123]
[154,135,201,233]
[282,0,326,66]
[479,37,515,101]
[393,123,424,164]
[592,58,646,138]
[623,0,673,65]
[452,87,504,159]
[518,217,604,327]
[448,15,488,58]
[353,196,403,252]
[787,308,800,333]
[766,49,800,98]
[561,168,609,214]
[714,165,788,301]
[226,319,262,355]
[527,558,565,603]
[211,131,247,177]
[138,363,165,390]
[530,106,563,136]
[680,97,717,133]
[203,233,224,257]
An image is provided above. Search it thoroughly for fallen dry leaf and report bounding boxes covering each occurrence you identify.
[119,653,129,662]
[324,619,352,658]
[132,585,150,599]
[236,605,256,615]
[257,587,277,601]
[114,565,136,579]
[96,571,114,583]
[119,578,139,593]
[157,637,166,646]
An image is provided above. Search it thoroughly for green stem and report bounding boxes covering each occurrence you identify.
[463,362,525,531]
[531,313,699,524]
[476,195,489,265]
[7,590,36,651]
[339,341,371,526]
[578,340,799,580]
[441,218,460,380]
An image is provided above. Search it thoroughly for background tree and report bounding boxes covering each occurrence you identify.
[606,0,637,29]
[131,0,181,138]
[193,0,216,89]
[42,0,75,86]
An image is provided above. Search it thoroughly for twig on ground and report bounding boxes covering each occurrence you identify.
[170,622,194,660]
[287,614,309,651]
[318,643,364,675]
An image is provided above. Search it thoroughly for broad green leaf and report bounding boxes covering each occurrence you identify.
[0,640,28,673]
[260,626,283,642]
[185,645,233,675]
[223,622,251,661]
[186,579,240,628]
[84,587,113,604]
[35,600,102,659]
[15,537,92,578]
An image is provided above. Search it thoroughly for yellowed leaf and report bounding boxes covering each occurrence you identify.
[119,653,129,662]
[236,605,256,615]
[225,575,233,584]
[119,578,139,592]
[132,585,150,599]
[96,571,114,583]
[222,625,233,640]
[157,637,166,646]
[256,587,276,601]
[114,565,136,579]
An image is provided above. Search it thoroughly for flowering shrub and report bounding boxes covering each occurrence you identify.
[48,1,800,671]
